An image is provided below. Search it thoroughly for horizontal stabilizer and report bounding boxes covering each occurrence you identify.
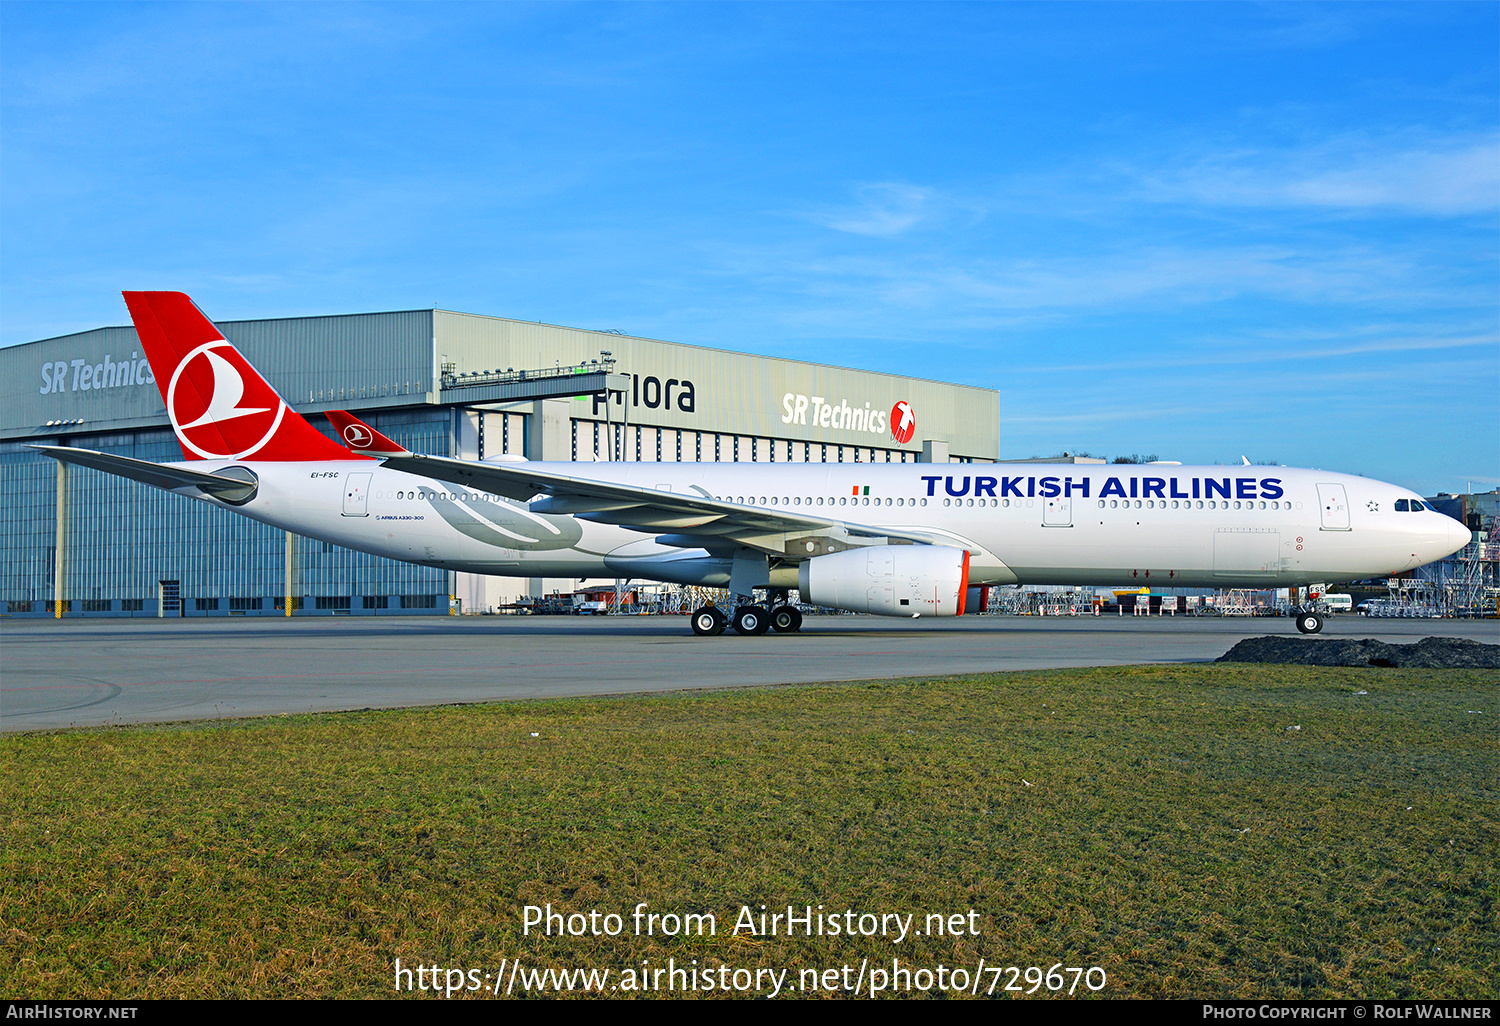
[30,445,259,504]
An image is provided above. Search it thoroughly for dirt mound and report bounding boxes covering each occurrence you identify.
[1217,635,1500,669]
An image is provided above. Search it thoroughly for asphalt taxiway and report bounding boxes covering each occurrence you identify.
[3,613,1495,732]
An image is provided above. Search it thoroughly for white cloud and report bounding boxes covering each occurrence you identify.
[1022,332,1499,375]
[811,183,945,237]
[756,243,1468,319]
[1141,134,1500,216]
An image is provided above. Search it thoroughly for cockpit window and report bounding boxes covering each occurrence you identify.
[1395,499,1409,511]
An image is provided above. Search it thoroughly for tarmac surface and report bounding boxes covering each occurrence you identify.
[3,612,1496,732]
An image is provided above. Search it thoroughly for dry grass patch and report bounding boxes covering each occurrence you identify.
[2,664,1494,998]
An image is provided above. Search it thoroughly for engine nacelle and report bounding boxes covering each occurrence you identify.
[798,545,971,617]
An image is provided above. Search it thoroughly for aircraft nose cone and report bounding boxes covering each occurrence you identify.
[1445,515,1471,557]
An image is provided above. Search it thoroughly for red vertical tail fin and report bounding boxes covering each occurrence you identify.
[123,291,360,461]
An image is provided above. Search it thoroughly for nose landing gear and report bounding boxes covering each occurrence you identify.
[1294,610,1325,634]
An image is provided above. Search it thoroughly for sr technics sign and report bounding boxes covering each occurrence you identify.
[782,392,914,444]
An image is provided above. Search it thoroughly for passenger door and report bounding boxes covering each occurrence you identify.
[1043,495,1072,527]
[342,473,372,517]
[1316,483,1350,531]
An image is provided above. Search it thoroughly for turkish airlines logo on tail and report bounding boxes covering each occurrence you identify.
[341,423,374,448]
[890,400,916,445]
[167,340,288,459]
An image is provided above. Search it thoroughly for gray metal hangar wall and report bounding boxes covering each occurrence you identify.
[0,305,999,617]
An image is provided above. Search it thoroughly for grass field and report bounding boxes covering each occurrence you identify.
[2,664,1495,999]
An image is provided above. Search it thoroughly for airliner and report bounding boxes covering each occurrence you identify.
[34,292,1470,637]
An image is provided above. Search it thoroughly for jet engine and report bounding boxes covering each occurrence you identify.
[798,545,970,617]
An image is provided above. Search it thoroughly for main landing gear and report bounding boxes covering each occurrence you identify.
[732,605,771,636]
[770,605,803,634]
[691,606,727,636]
[691,592,803,637]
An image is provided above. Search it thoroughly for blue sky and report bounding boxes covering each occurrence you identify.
[3,2,1496,493]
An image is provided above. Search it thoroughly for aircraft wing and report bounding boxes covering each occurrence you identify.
[30,445,259,504]
[379,453,940,558]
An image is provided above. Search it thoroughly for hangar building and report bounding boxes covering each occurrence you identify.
[0,304,999,616]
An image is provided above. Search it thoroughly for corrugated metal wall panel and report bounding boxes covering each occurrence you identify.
[1,310,434,436]
[434,310,999,459]
[243,310,432,409]
[6,304,998,458]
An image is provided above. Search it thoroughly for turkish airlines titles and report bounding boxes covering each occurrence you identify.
[924,473,1287,500]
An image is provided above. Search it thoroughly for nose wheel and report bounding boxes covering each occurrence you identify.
[1295,611,1325,635]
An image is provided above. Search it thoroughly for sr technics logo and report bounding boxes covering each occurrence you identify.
[167,340,288,459]
[890,401,916,445]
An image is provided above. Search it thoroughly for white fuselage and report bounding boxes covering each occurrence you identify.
[175,459,1469,590]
